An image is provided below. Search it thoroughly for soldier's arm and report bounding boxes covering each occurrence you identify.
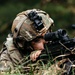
[0,46,23,74]
[0,49,14,74]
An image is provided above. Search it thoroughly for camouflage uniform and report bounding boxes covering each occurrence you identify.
[0,34,23,74]
[0,9,54,74]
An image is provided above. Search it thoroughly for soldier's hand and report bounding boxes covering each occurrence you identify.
[30,50,42,61]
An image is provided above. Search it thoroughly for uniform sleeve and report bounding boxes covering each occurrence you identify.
[0,35,23,74]
[0,47,24,73]
[0,49,15,74]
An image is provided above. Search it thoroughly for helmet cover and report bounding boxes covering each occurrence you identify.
[11,9,54,41]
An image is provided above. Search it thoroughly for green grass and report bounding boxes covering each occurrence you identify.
[1,55,75,75]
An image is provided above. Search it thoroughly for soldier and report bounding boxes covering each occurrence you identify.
[0,9,54,74]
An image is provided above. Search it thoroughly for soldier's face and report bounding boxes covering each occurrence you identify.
[31,37,46,51]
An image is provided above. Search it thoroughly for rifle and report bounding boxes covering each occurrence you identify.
[38,29,75,75]
[42,29,75,57]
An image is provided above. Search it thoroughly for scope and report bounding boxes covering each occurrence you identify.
[44,29,69,42]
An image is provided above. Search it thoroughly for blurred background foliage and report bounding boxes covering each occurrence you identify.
[0,0,75,49]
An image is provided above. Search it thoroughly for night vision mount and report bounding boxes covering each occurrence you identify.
[28,11,44,31]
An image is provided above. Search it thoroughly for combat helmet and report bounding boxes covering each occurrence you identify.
[11,9,54,41]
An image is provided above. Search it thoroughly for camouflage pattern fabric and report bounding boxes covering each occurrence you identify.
[0,34,75,75]
[0,34,44,74]
[0,34,23,74]
[12,9,54,41]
